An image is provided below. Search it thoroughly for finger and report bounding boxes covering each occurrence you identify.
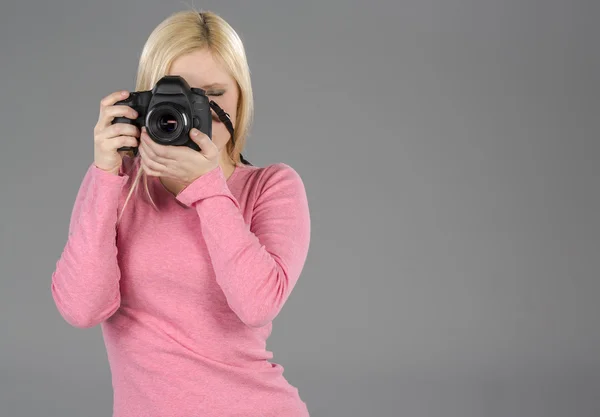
[96,106,138,130]
[139,143,169,173]
[97,123,139,141]
[190,128,218,158]
[99,135,139,152]
[95,107,138,135]
[140,136,174,166]
[99,105,139,127]
[139,151,166,177]
[141,162,162,177]
[140,128,177,161]
[100,90,130,109]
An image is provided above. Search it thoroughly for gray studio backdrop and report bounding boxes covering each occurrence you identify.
[1,0,599,416]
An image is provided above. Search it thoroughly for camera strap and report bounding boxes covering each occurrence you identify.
[209,100,252,166]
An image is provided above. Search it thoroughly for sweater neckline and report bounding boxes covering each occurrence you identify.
[226,163,243,184]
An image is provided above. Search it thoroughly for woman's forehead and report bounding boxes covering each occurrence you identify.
[169,49,232,88]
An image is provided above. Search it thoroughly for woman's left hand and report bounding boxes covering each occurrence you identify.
[138,126,220,187]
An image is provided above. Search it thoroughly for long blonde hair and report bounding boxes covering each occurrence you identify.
[117,9,254,224]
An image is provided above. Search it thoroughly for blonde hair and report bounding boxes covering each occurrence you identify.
[117,9,254,224]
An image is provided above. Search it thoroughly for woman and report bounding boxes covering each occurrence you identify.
[51,9,311,417]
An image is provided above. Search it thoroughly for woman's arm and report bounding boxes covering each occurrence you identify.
[50,162,129,328]
[176,163,311,328]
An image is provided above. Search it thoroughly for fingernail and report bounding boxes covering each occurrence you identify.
[121,91,128,96]
[191,128,199,136]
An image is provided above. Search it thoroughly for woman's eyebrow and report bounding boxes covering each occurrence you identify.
[202,83,227,89]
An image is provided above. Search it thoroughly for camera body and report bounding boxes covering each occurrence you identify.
[113,75,212,152]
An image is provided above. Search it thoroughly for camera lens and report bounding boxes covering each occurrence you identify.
[146,104,189,144]
[158,114,178,133]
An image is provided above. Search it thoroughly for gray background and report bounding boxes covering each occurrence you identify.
[0,0,598,416]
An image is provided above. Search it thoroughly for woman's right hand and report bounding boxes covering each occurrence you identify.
[93,90,140,175]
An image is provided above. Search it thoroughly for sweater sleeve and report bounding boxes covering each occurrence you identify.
[175,163,311,328]
[50,161,130,328]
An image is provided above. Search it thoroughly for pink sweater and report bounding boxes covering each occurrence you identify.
[51,155,311,417]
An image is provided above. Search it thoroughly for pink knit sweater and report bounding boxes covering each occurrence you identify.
[51,155,311,417]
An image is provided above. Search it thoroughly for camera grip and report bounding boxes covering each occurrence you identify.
[112,100,139,152]
[114,115,138,152]
[110,91,152,153]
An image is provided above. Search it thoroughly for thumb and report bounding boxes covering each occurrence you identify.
[189,128,215,154]
[189,128,206,144]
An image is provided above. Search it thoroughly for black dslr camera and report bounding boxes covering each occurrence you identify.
[112,75,213,153]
